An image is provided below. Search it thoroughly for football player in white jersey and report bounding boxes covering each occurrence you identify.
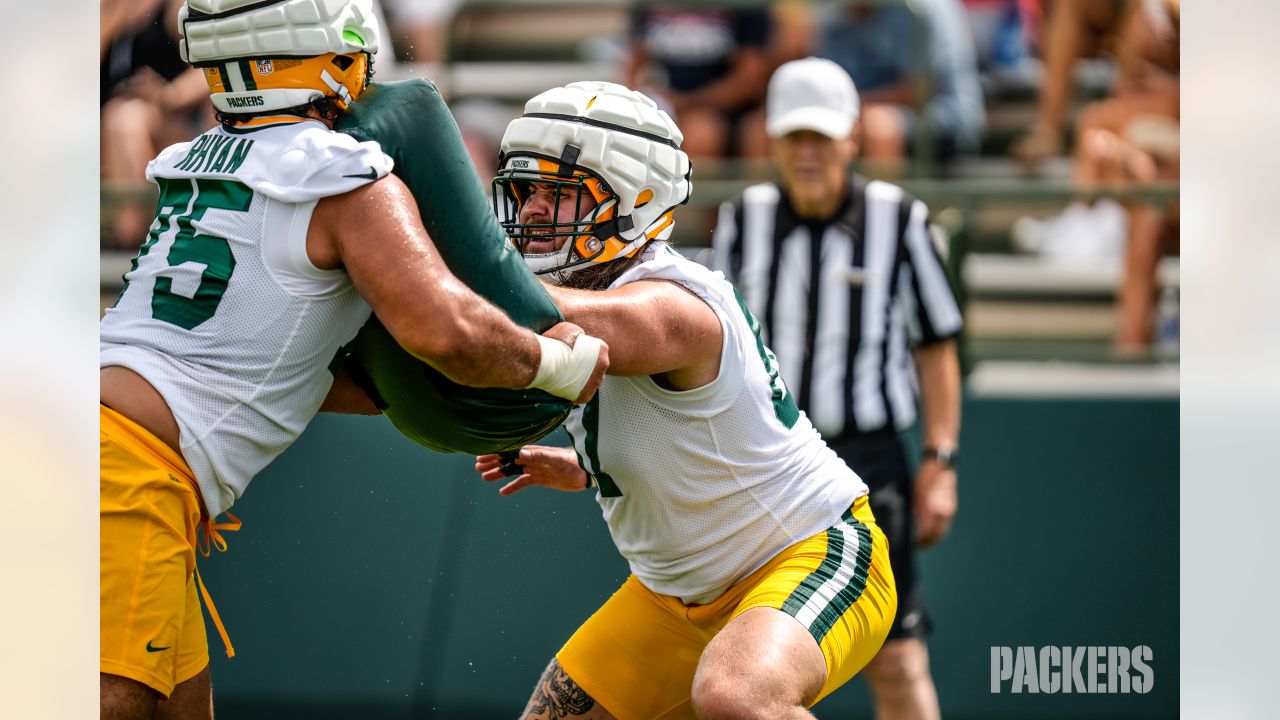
[475,82,897,720]
[99,3,607,718]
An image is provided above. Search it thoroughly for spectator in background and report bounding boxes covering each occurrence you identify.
[963,0,1040,98]
[1102,0,1179,351]
[714,58,964,720]
[816,0,986,167]
[1011,0,1179,353]
[625,5,771,160]
[101,0,212,249]
[1008,0,1131,165]
[769,0,821,69]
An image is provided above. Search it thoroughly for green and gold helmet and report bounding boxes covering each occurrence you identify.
[494,81,692,284]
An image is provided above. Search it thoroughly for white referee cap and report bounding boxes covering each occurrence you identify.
[766,57,860,140]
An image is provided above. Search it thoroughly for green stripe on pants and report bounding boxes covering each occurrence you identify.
[782,525,846,617]
[809,522,873,643]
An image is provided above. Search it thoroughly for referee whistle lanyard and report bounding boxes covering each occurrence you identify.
[195,512,242,658]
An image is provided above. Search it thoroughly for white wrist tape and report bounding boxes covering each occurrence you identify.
[529,334,604,402]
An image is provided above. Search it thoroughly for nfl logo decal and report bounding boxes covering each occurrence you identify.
[256,59,274,76]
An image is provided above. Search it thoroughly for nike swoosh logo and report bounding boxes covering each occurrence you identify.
[342,168,379,180]
[146,641,171,653]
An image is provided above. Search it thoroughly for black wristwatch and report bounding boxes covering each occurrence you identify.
[922,446,959,469]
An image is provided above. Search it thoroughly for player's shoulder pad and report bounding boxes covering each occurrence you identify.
[146,123,394,203]
[147,138,198,184]
[254,124,394,203]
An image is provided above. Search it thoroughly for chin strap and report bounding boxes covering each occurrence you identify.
[590,213,634,241]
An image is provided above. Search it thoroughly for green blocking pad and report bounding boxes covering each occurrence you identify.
[336,79,570,454]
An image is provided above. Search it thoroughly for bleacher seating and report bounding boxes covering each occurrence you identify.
[101,0,1180,367]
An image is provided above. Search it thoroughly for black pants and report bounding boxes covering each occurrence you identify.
[828,429,931,640]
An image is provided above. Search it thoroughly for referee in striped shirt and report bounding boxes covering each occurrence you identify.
[712,58,962,720]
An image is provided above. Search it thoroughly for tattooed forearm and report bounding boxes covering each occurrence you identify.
[525,660,597,719]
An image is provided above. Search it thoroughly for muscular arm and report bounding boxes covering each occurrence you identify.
[547,280,722,391]
[310,175,542,390]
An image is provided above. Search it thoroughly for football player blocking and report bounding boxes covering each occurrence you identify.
[99,1,607,718]
[333,78,590,455]
[476,82,898,720]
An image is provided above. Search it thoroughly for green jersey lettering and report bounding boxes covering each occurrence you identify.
[178,136,212,172]
[175,136,210,172]
[201,136,231,173]
[223,138,255,174]
[115,178,254,329]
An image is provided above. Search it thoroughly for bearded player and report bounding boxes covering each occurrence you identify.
[477,82,897,719]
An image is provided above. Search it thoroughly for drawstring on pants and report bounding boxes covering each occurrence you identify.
[195,511,241,658]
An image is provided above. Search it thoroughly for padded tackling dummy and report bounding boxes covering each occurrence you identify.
[335,79,570,454]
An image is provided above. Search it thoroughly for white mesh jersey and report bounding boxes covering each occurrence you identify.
[565,243,868,604]
[100,119,393,517]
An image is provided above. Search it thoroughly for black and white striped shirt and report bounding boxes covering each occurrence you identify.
[711,177,962,437]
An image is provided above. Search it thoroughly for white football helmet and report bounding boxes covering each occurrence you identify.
[179,0,381,114]
[494,81,692,283]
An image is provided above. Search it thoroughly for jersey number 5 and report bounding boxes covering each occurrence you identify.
[119,177,253,330]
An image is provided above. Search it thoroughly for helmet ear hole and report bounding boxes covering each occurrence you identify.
[332,54,355,70]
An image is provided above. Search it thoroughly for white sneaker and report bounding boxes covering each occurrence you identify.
[1012,200,1127,261]
[1078,198,1127,259]
[1011,202,1090,255]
